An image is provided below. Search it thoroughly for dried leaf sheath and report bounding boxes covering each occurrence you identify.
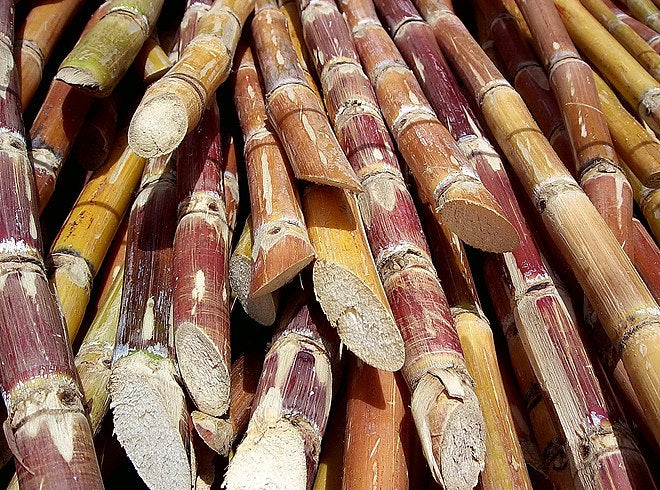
[339,0,519,253]
[415,0,660,447]
[303,185,405,371]
[173,101,231,417]
[225,298,339,489]
[250,0,362,192]
[299,0,487,485]
[0,3,103,487]
[57,0,165,96]
[128,0,255,158]
[15,0,84,107]
[233,44,315,297]
[109,155,191,490]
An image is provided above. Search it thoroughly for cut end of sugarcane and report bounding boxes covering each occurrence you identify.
[438,180,519,252]
[411,374,486,490]
[56,66,109,96]
[296,169,364,194]
[230,252,279,326]
[110,352,191,490]
[128,94,189,158]
[224,389,308,490]
[250,230,316,298]
[313,261,404,371]
[175,322,231,416]
[191,411,234,457]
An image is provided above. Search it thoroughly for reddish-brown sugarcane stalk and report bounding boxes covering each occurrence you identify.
[340,0,519,253]
[128,0,254,158]
[298,1,487,485]
[0,3,103,488]
[192,351,263,455]
[603,0,660,53]
[109,155,191,489]
[622,0,660,31]
[250,0,361,192]
[222,116,240,237]
[633,218,660,299]
[229,217,280,325]
[72,93,120,172]
[225,296,340,489]
[517,0,633,252]
[479,0,574,168]
[173,100,232,417]
[234,44,315,297]
[579,0,660,80]
[342,359,414,490]
[15,0,85,108]
[415,0,660,446]
[594,70,660,187]
[553,0,660,136]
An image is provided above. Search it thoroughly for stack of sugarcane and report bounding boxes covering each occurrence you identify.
[0,0,659,488]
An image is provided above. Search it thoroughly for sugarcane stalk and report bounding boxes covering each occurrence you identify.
[234,44,315,297]
[342,359,414,489]
[173,99,232,417]
[225,296,340,489]
[0,3,103,487]
[76,269,123,435]
[222,115,240,237]
[340,0,519,253]
[191,351,263,456]
[15,0,85,108]
[72,93,120,172]
[56,0,165,95]
[594,70,660,187]
[312,390,346,490]
[250,0,361,192]
[229,216,280,325]
[625,162,660,241]
[622,0,660,31]
[517,0,633,252]
[133,34,172,84]
[479,1,582,168]
[128,0,255,158]
[603,0,660,53]
[500,0,535,44]
[632,218,660,299]
[415,0,660,447]
[579,0,660,79]
[303,185,405,371]
[48,132,146,342]
[553,0,660,136]
[109,154,191,489]
[299,1,488,485]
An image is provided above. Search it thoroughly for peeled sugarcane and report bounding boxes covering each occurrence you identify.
[633,218,660,299]
[579,0,660,79]
[517,0,633,252]
[56,0,165,95]
[133,35,172,83]
[603,0,660,52]
[72,93,120,171]
[109,154,191,490]
[299,1,487,485]
[416,0,660,447]
[229,217,280,325]
[192,351,263,455]
[48,133,146,341]
[225,297,340,489]
[342,360,413,489]
[128,0,254,158]
[0,3,103,487]
[15,0,85,107]
[234,44,315,297]
[303,185,404,370]
[250,0,361,192]
[479,1,581,167]
[173,100,232,416]
[553,0,660,136]
[340,0,519,253]
[622,0,660,32]
[594,70,660,187]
